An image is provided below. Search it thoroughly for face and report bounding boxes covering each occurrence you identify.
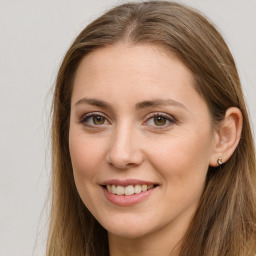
[69,43,217,240]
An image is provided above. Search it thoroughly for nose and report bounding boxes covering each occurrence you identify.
[106,125,144,169]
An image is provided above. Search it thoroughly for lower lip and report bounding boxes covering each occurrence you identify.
[102,186,157,206]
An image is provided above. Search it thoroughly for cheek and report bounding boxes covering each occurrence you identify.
[69,132,107,212]
[147,129,213,187]
[69,132,105,181]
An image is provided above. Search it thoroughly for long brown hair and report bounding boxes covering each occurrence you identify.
[47,1,256,255]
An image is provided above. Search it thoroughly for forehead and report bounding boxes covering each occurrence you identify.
[73,43,194,93]
[75,43,189,74]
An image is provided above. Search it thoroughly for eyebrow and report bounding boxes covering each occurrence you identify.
[135,99,187,110]
[74,98,112,109]
[74,97,187,111]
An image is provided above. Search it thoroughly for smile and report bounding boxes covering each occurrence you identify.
[106,184,155,196]
[101,179,159,206]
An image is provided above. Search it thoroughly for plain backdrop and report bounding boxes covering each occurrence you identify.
[0,0,255,255]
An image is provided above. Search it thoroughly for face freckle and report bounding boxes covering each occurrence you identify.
[69,43,216,242]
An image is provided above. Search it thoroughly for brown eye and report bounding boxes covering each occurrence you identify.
[153,116,167,126]
[80,113,109,127]
[144,113,175,128]
[93,115,105,125]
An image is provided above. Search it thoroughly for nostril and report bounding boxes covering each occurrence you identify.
[106,140,144,168]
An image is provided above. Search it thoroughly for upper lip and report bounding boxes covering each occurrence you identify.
[100,179,158,187]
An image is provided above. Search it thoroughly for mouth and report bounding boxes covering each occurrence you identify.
[103,184,158,196]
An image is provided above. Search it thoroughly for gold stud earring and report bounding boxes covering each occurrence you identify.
[217,157,223,166]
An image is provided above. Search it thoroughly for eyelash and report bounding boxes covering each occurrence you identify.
[144,112,176,128]
[80,112,110,127]
[79,112,176,128]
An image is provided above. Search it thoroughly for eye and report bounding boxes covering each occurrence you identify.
[80,113,110,127]
[145,113,175,128]
[153,116,168,126]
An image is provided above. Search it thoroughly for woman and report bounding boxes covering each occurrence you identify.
[47,1,256,255]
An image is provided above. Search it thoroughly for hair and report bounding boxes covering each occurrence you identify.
[47,1,256,255]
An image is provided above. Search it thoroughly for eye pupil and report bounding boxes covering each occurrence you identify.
[93,116,105,125]
[154,116,166,126]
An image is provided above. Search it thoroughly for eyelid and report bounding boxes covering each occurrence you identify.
[79,111,176,128]
[80,112,111,126]
[143,112,176,127]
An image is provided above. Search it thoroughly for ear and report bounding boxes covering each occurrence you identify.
[209,107,243,167]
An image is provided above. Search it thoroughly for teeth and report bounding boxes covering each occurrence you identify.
[134,184,142,194]
[124,185,134,196]
[142,184,147,192]
[148,184,153,189]
[106,184,155,196]
[116,185,125,195]
[112,185,117,194]
[107,185,111,192]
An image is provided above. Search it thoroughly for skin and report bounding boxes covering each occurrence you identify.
[69,43,224,256]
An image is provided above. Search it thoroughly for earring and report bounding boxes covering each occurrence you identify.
[217,157,223,166]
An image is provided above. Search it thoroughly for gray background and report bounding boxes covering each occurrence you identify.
[0,0,255,255]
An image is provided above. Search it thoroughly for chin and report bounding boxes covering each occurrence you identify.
[99,215,159,240]
[107,226,150,240]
